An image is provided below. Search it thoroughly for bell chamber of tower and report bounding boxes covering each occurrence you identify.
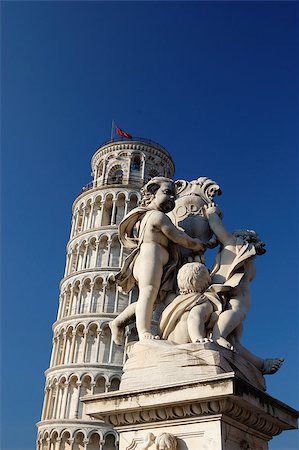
[36,138,175,450]
[91,139,175,189]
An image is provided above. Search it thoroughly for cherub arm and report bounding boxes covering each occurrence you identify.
[204,204,235,247]
[159,213,205,252]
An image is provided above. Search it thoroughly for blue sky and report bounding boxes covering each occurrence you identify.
[1,2,298,449]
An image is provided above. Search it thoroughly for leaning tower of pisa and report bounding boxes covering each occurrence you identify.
[36,137,175,450]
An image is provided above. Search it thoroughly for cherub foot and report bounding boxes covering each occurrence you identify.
[139,332,160,341]
[194,337,213,344]
[215,336,234,351]
[109,320,124,346]
[261,358,284,375]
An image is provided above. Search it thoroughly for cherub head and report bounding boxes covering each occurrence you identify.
[140,177,176,213]
[155,433,177,450]
[233,229,266,255]
[177,262,211,294]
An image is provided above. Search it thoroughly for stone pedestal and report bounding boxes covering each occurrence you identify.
[83,342,298,450]
[120,340,266,392]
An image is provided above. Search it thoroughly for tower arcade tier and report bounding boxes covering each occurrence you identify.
[36,138,175,450]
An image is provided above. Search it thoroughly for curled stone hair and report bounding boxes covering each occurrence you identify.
[140,176,175,207]
[155,433,177,450]
[177,262,211,294]
[233,229,266,255]
[233,229,259,242]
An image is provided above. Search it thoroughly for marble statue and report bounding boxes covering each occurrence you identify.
[110,177,205,342]
[159,260,283,375]
[204,202,266,350]
[159,262,220,343]
[204,203,284,373]
[110,176,283,377]
[85,175,296,450]
[159,202,283,375]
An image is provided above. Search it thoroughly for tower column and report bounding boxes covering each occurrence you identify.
[62,291,69,317]
[81,207,87,232]
[44,385,54,420]
[99,201,104,226]
[82,329,89,362]
[70,249,76,274]
[63,383,70,419]
[61,331,67,364]
[69,286,76,315]
[74,249,80,272]
[69,330,77,363]
[94,238,100,267]
[124,199,130,217]
[82,242,89,269]
[88,201,95,228]
[73,211,79,235]
[51,383,59,419]
[41,387,50,420]
[107,238,112,267]
[73,382,81,418]
[114,288,119,313]
[76,286,83,314]
[54,438,61,450]
[88,282,95,313]
[60,382,69,419]
[108,331,114,363]
[49,337,56,367]
[95,329,102,362]
[57,293,64,320]
[101,282,107,312]
[66,249,73,275]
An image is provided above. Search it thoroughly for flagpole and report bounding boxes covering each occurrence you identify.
[110,119,115,141]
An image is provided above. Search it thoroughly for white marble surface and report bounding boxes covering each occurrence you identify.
[83,372,298,450]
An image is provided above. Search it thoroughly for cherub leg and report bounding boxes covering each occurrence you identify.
[109,303,136,345]
[212,299,246,350]
[234,324,284,374]
[135,283,161,340]
[187,302,213,343]
[212,310,239,350]
[134,257,164,340]
[261,358,284,374]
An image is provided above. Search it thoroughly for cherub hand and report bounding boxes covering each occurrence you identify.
[203,202,223,218]
[193,239,206,252]
[205,237,219,249]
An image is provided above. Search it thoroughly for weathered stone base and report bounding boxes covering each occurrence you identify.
[83,373,298,450]
[120,340,266,391]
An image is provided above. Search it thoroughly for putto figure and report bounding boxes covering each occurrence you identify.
[159,262,222,344]
[110,177,205,343]
[204,203,283,374]
[204,203,266,350]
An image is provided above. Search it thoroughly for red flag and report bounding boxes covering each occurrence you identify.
[116,126,132,139]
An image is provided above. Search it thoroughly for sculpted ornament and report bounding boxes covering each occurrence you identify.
[140,432,177,450]
[168,177,222,263]
[110,176,283,378]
